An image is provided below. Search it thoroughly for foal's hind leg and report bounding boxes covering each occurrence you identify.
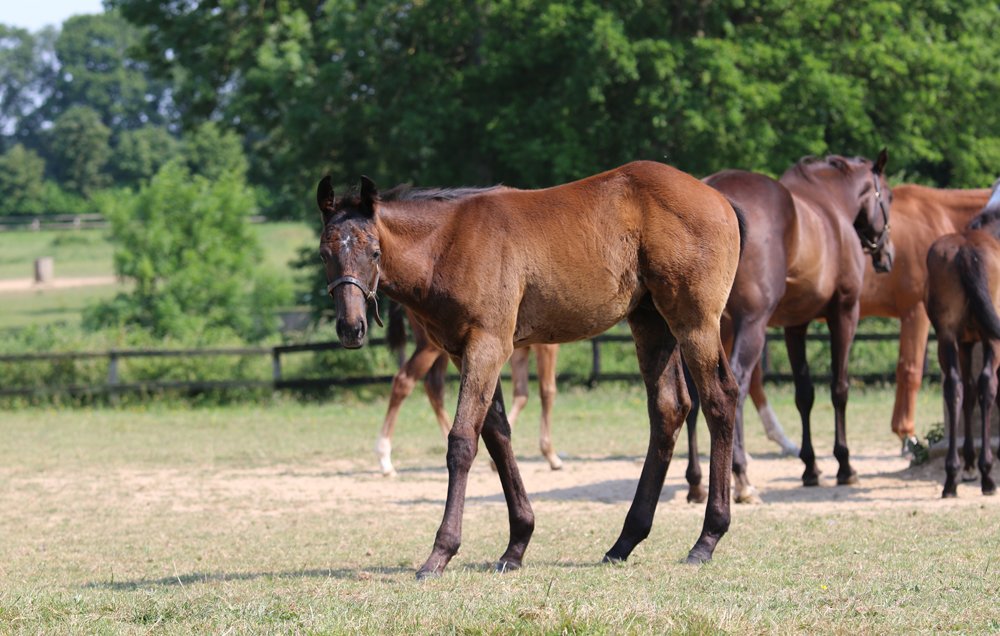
[729,315,770,504]
[827,302,861,486]
[507,347,530,429]
[940,338,964,498]
[604,303,689,563]
[960,344,978,482]
[424,354,453,438]
[682,365,706,504]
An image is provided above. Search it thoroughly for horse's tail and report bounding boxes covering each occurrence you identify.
[726,198,747,258]
[387,300,407,354]
[957,244,1000,340]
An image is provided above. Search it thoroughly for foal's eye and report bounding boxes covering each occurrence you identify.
[372,250,381,261]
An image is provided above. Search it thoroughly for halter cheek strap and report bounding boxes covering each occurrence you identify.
[861,176,891,254]
[327,266,384,327]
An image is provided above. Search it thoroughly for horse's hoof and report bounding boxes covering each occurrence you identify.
[601,553,626,565]
[781,444,801,457]
[983,487,997,496]
[836,471,859,486]
[735,490,763,505]
[802,474,820,487]
[942,488,958,499]
[962,468,979,482]
[687,486,707,504]
[415,569,442,581]
[548,457,564,471]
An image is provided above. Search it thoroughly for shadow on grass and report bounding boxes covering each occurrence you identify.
[83,566,412,590]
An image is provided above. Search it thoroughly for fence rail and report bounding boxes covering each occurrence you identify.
[0,329,926,398]
[0,214,268,232]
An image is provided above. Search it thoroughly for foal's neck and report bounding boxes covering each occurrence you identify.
[374,199,457,307]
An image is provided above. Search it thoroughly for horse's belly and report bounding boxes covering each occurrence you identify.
[513,289,636,345]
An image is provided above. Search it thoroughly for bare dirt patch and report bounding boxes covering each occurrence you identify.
[0,276,117,293]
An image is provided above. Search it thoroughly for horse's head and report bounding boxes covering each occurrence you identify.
[317,175,383,349]
[851,148,894,273]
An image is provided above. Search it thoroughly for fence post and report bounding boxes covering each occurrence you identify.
[272,349,282,386]
[107,351,120,404]
[588,338,601,387]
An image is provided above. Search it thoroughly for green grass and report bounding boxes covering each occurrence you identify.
[0,222,314,329]
[3,383,997,634]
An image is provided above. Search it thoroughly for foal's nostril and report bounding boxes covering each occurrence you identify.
[336,318,366,343]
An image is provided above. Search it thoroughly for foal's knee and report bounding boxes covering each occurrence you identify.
[831,378,849,410]
[446,434,478,472]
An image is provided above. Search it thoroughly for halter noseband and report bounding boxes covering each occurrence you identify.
[327,265,384,327]
[860,174,891,254]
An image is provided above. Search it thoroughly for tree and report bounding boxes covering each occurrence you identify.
[0,144,46,214]
[110,125,180,186]
[46,105,111,195]
[181,122,248,180]
[84,160,285,340]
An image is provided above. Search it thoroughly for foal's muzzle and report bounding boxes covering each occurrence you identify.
[327,267,383,348]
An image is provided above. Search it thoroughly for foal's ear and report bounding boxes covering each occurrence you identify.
[317,176,336,224]
[874,148,888,175]
[359,175,379,217]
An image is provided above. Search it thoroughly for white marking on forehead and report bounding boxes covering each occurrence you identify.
[339,235,353,257]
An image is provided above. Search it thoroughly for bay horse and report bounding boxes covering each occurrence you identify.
[376,304,562,476]
[683,152,892,503]
[741,185,992,456]
[927,181,1000,497]
[318,161,744,578]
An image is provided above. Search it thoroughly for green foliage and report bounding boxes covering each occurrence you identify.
[84,161,288,340]
[0,24,56,142]
[110,125,181,186]
[181,122,249,180]
[45,105,112,196]
[0,144,46,214]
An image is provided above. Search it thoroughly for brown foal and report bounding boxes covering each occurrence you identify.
[318,161,743,578]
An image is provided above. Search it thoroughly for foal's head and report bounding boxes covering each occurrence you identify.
[317,175,382,349]
[834,149,894,273]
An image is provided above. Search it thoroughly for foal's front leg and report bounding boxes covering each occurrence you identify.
[416,342,509,580]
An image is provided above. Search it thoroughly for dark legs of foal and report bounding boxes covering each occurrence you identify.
[976,342,999,495]
[605,302,736,564]
[826,304,860,485]
[416,360,534,580]
[785,323,819,486]
[941,339,966,497]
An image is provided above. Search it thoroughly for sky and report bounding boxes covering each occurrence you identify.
[2,0,106,31]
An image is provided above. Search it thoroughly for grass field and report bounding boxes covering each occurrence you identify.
[0,223,314,330]
[2,382,998,634]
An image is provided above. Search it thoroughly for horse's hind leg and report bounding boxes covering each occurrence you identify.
[750,361,799,456]
[424,354,452,438]
[535,344,563,470]
[785,323,819,486]
[604,302,689,563]
[481,380,536,571]
[729,316,769,504]
[976,341,999,495]
[827,302,861,486]
[960,343,978,482]
[682,364,706,504]
[377,347,450,476]
[507,347,530,429]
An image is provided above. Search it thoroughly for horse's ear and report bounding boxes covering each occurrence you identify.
[317,176,335,224]
[874,148,888,175]
[359,175,378,217]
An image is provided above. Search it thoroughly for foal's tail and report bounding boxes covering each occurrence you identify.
[957,244,1000,340]
[726,198,747,258]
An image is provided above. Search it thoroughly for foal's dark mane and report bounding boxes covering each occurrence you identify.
[380,184,504,202]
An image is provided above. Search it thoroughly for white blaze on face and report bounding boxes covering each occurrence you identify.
[340,235,353,258]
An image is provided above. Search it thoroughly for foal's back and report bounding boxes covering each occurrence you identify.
[443,161,741,346]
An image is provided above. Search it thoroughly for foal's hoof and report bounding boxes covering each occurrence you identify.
[548,458,564,471]
[961,467,979,482]
[415,569,442,581]
[836,471,859,486]
[601,553,627,565]
[983,487,997,496]
[495,559,522,573]
[941,488,957,499]
[734,489,763,505]
[684,550,712,566]
[802,473,820,487]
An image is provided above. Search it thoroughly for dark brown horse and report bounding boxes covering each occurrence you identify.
[927,181,1000,497]
[318,161,743,578]
[376,305,562,475]
[684,152,892,503]
[744,185,992,458]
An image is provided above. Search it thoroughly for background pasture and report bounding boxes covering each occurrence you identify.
[3,383,998,633]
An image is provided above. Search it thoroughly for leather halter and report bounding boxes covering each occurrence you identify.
[860,174,891,254]
[327,265,384,327]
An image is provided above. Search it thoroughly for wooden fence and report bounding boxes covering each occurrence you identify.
[0,329,924,399]
[0,214,268,232]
